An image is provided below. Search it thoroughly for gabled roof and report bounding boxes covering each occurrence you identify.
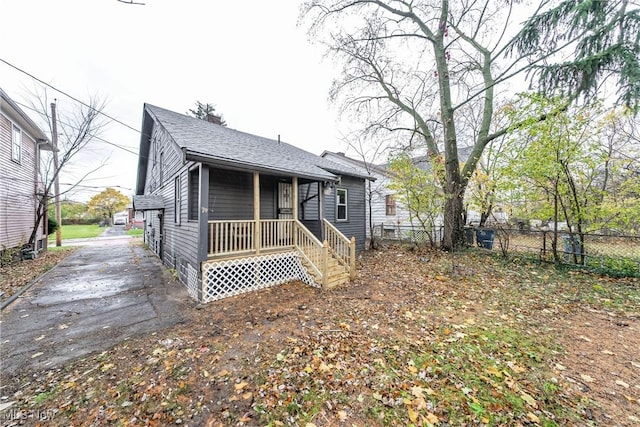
[0,87,52,150]
[136,104,371,194]
[321,151,384,178]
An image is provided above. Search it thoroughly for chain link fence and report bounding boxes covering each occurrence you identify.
[371,223,640,277]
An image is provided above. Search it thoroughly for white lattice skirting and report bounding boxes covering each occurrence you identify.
[201,251,317,303]
[187,263,200,300]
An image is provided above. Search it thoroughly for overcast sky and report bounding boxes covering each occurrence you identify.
[1,0,344,202]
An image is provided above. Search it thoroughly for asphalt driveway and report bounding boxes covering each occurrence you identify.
[0,242,190,375]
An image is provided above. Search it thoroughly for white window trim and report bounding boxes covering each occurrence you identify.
[12,123,22,163]
[336,188,348,222]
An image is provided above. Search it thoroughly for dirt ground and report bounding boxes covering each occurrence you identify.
[557,310,640,425]
[1,246,638,426]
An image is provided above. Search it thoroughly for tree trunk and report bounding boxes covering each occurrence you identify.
[442,180,465,251]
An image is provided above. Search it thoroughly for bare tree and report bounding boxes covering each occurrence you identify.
[340,131,388,248]
[27,88,108,247]
[303,0,639,250]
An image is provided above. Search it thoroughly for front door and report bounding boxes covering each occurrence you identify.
[277,182,293,242]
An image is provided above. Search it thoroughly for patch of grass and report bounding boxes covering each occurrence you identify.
[46,246,77,253]
[126,228,144,236]
[33,391,53,404]
[48,224,103,241]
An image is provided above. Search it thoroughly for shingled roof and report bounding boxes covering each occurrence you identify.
[139,104,370,189]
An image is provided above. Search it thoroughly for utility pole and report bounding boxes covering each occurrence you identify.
[51,101,62,247]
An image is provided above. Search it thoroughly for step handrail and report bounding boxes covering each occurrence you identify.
[293,220,325,283]
[322,219,356,280]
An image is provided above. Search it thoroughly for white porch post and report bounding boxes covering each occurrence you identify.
[254,171,261,254]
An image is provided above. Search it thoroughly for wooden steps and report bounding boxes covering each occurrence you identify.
[301,254,351,289]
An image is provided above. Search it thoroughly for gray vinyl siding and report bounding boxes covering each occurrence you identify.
[143,122,199,282]
[208,168,253,220]
[324,175,367,251]
[0,111,43,250]
[299,182,320,221]
[260,175,278,219]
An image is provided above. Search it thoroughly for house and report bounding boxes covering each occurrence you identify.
[134,104,371,302]
[321,151,412,240]
[322,148,478,244]
[125,204,144,229]
[0,88,51,255]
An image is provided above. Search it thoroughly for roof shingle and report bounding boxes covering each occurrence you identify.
[145,104,371,181]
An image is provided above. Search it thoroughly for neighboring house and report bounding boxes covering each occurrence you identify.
[134,104,371,303]
[0,88,51,254]
[323,148,478,243]
[321,151,412,239]
[126,204,144,229]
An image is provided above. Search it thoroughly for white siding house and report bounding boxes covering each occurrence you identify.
[321,151,417,238]
[0,88,51,253]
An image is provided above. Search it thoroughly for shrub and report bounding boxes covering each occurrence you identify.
[48,217,59,235]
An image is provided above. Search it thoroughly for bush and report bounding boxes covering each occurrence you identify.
[48,217,59,235]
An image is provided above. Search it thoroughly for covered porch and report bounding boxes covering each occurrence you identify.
[196,168,356,302]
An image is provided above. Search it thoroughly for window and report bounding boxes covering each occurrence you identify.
[174,175,181,224]
[385,194,397,216]
[159,151,164,184]
[188,167,199,221]
[336,188,347,221]
[12,124,21,163]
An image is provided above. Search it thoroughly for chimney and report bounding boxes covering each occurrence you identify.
[206,113,223,125]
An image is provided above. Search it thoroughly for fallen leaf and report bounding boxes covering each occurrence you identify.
[337,410,347,421]
[234,381,249,391]
[31,352,43,358]
[411,385,425,398]
[578,335,591,342]
[615,380,630,388]
[426,412,439,424]
[555,363,566,371]
[527,411,541,424]
[407,407,418,423]
[580,374,595,383]
[520,391,537,408]
[486,365,503,378]
[601,349,615,355]
[242,391,253,400]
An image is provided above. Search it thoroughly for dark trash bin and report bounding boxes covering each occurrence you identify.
[464,227,475,245]
[562,235,583,261]
[476,228,495,250]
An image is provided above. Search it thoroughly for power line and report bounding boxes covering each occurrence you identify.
[0,57,141,134]
[13,100,139,156]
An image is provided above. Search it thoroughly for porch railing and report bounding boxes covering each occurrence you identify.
[323,219,356,280]
[207,218,356,286]
[293,219,325,282]
[208,220,255,255]
[261,219,294,250]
